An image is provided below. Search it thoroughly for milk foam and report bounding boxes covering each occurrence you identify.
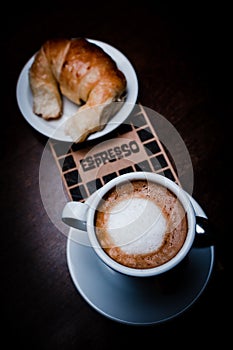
[107,198,167,254]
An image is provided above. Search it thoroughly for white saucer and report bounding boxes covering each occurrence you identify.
[16,38,138,142]
[66,195,214,325]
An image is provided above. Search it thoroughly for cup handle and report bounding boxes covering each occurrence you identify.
[62,201,89,231]
[194,216,215,247]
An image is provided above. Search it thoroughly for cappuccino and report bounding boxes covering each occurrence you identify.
[95,180,188,269]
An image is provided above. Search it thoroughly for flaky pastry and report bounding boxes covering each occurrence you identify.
[29,38,127,142]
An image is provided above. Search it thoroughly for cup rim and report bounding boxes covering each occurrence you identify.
[87,171,196,277]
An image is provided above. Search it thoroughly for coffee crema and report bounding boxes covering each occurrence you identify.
[95,180,188,269]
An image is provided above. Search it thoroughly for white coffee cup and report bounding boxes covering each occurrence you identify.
[62,172,212,277]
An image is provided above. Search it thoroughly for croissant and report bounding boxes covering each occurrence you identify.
[29,37,127,142]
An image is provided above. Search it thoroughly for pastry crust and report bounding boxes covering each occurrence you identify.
[29,38,127,142]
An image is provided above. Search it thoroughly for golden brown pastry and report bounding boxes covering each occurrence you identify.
[29,37,127,142]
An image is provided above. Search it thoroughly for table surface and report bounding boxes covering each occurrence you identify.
[2,3,229,348]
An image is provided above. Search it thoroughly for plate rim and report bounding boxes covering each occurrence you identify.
[16,38,139,142]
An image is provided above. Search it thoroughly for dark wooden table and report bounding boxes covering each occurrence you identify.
[2,3,229,348]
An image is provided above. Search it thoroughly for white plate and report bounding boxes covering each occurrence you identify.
[66,192,214,325]
[16,39,138,142]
